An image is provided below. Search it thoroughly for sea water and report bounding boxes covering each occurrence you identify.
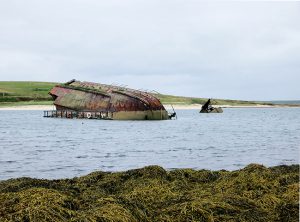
[0,108,299,180]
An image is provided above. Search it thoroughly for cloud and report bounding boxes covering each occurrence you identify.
[0,0,299,100]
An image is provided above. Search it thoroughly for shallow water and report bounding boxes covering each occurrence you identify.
[0,108,299,180]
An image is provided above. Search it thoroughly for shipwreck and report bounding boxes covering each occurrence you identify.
[44,79,175,120]
[200,99,223,113]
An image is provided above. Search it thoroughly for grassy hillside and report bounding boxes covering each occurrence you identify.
[0,81,56,102]
[0,81,269,106]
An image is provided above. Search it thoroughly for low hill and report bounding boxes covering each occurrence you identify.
[265,100,300,105]
[0,81,56,104]
[0,81,271,107]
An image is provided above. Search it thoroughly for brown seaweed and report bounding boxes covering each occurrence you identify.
[0,164,299,222]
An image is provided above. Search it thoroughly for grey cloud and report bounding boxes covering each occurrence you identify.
[0,1,299,100]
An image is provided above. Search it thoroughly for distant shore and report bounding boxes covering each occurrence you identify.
[0,104,298,111]
[163,104,298,110]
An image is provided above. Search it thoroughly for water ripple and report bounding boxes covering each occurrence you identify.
[0,108,299,180]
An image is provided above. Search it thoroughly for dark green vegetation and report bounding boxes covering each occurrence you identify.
[0,81,272,107]
[0,164,298,221]
[265,100,300,105]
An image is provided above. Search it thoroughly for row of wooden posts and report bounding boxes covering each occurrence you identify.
[43,110,113,120]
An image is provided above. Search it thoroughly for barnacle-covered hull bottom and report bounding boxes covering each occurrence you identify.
[113,110,169,120]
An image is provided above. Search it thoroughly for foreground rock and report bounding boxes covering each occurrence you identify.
[0,164,299,222]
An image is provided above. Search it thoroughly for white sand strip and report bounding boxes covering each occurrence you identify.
[0,105,56,110]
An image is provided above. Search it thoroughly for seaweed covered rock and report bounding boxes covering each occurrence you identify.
[0,188,76,221]
[0,164,299,222]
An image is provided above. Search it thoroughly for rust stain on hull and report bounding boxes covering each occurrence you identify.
[49,80,169,120]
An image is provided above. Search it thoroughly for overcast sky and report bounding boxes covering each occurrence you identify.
[0,1,299,100]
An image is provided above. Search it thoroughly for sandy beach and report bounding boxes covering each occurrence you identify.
[0,105,56,111]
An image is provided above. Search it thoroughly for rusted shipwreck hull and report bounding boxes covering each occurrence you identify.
[47,80,170,120]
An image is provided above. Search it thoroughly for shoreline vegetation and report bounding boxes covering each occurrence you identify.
[1,81,299,109]
[0,164,299,221]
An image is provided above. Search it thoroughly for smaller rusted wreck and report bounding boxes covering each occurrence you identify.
[44,80,174,120]
[200,99,223,113]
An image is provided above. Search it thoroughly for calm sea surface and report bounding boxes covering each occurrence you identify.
[0,108,299,180]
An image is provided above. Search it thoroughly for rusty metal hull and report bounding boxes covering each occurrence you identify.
[49,80,169,120]
[200,107,223,113]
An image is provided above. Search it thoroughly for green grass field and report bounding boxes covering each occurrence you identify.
[0,81,56,103]
[0,81,270,106]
